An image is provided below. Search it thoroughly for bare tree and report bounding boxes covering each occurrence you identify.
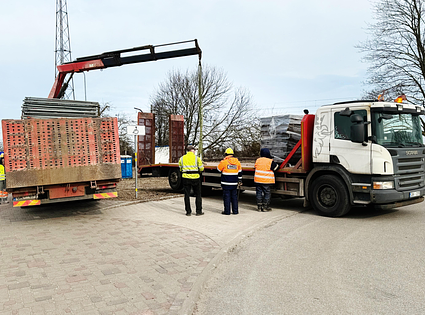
[357,0,425,103]
[115,113,136,156]
[150,65,260,155]
[100,102,135,155]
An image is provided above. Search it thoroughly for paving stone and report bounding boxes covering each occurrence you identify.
[7,282,30,290]
[0,194,291,314]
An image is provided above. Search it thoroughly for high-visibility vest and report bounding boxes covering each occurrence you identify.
[179,152,204,179]
[0,165,5,181]
[217,156,242,188]
[254,157,275,184]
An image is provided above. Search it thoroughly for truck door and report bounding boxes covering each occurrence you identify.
[330,108,372,174]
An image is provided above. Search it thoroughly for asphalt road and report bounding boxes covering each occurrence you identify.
[194,202,425,315]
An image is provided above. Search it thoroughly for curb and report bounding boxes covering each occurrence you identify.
[101,195,181,211]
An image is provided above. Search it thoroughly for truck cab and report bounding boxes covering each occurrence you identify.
[308,100,425,216]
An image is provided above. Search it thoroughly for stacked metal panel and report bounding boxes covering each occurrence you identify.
[260,114,303,164]
[21,97,100,119]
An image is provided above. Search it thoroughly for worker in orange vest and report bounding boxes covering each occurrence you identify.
[254,148,279,211]
[217,148,242,215]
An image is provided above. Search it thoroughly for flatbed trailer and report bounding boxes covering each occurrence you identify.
[139,161,306,198]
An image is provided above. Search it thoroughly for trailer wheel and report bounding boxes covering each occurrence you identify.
[168,169,183,191]
[309,175,350,217]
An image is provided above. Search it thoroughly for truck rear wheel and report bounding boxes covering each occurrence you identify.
[168,169,183,191]
[309,175,350,217]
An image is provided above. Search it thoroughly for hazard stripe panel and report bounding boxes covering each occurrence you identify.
[13,200,41,207]
[93,192,118,199]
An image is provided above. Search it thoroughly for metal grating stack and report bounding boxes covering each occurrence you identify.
[260,114,303,164]
[21,97,100,119]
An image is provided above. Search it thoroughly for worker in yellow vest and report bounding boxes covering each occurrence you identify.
[0,154,7,203]
[179,145,204,216]
[254,148,279,211]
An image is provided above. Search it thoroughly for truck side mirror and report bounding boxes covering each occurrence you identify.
[350,114,365,144]
[340,107,354,117]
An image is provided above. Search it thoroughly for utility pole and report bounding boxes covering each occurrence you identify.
[55,0,75,100]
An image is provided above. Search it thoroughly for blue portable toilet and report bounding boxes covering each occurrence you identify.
[120,155,133,179]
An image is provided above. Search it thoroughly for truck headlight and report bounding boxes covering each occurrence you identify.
[373,181,394,189]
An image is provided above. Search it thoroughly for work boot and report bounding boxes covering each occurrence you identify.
[263,204,272,211]
[257,204,263,212]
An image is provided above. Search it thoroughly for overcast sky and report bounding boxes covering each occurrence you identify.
[1,0,374,128]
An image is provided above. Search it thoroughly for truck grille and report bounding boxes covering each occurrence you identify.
[392,149,425,191]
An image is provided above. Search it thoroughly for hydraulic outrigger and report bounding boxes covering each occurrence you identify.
[49,39,202,99]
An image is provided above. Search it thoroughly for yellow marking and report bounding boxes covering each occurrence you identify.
[93,192,118,199]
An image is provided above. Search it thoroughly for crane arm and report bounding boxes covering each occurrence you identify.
[49,39,202,99]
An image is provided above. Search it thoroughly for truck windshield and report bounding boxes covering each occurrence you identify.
[372,112,424,147]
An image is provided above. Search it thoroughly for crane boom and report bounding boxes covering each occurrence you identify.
[49,39,202,99]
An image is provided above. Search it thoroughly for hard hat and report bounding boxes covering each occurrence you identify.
[225,148,234,155]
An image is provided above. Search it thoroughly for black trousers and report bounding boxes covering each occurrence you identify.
[183,178,202,214]
[222,187,238,214]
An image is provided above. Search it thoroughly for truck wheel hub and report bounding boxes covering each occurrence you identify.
[319,187,336,207]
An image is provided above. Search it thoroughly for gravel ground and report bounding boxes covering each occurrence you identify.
[115,176,183,202]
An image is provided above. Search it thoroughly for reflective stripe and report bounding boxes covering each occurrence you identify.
[255,170,273,175]
[221,181,238,185]
[93,192,118,199]
[13,200,41,207]
[255,174,274,179]
[222,170,238,175]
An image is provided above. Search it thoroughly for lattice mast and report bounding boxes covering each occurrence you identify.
[55,0,75,99]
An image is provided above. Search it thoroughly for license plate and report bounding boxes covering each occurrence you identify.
[410,191,420,198]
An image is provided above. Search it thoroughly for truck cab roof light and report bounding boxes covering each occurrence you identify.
[395,94,406,103]
[397,104,403,111]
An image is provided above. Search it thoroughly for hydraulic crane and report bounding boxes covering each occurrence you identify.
[49,39,202,99]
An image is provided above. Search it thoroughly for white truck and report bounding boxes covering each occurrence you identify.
[303,99,425,216]
[140,99,425,216]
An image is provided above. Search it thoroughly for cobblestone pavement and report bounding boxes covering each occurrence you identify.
[0,193,303,315]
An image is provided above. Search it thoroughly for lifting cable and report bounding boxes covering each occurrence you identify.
[198,57,204,159]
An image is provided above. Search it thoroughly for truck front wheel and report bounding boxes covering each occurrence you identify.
[309,175,350,217]
[168,169,183,191]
